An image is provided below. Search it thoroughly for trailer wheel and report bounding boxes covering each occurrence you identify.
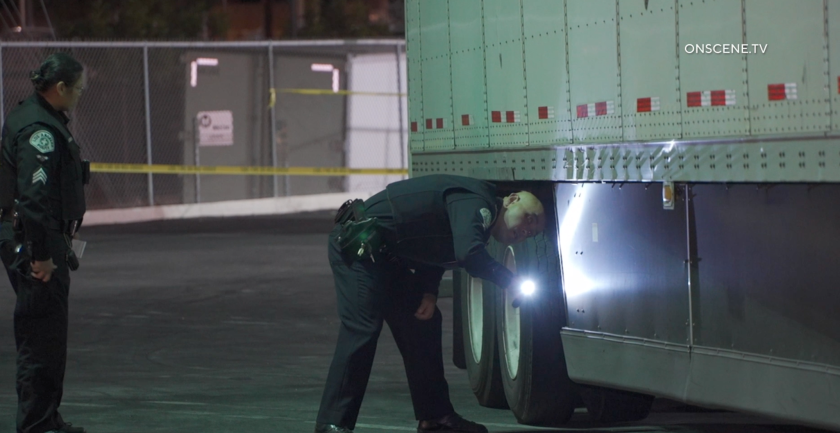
[496,240,577,426]
[579,386,654,423]
[460,268,508,408]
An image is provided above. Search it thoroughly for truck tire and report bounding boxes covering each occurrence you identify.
[496,239,577,426]
[579,385,654,423]
[459,260,508,409]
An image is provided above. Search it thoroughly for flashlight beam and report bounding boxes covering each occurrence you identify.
[512,279,537,308]
[520,280,536,296]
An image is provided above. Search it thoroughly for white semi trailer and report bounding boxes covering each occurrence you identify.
[405,0,840,430]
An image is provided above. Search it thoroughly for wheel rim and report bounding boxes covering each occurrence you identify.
[467,276,484,364]
[502,246,521,379]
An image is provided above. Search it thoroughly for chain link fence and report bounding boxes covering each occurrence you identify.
[0,40,407,210]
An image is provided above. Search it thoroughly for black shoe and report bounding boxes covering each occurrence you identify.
[314,423,353,433]
[47,423,87,433]
[418,413,488,433]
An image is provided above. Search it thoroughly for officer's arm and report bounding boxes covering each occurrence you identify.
[0,128,16,265]
[412,265,446,297]
[446,193,514,288]
[15,125,60,261]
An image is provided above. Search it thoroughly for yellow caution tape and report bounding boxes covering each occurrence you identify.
[278,88,406,97]
[268,88,276,109]
[90,163,408,177]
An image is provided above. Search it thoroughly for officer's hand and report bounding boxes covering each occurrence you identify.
[414,293,437,320]
[31,258,56,283]
[507,275,526,308]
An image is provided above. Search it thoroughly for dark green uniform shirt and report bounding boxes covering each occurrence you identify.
[366,175,515,295]
[0,93,86,261]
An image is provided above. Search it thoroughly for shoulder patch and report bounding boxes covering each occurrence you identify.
[480,208,493,230]
[29,130,55,153]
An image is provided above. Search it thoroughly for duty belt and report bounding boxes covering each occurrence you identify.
[0,214,81,235]
[62,219,81,237]
[335,199,385,262]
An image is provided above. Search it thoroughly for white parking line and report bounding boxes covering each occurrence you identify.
[145,401,208,406]
[60,402,116,408]
[354,423,416,431]
[482,422,558,430]
[223,320,278,326]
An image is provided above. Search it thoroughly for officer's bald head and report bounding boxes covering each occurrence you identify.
[492,191,546,245]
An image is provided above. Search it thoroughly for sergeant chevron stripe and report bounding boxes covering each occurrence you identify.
[32,167,47,185]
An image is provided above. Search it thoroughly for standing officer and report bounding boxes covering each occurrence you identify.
[0,52,89,433]
[315,174,546,433]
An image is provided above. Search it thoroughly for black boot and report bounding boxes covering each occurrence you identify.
[314,423,354,433]
[47,423,87,433]
[417,413,488,433]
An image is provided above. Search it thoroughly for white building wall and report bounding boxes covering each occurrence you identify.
[346,52,409,194]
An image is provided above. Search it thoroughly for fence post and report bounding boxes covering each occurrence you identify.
[394,43,405,179]
[194,117,201,203]
[268,41,279,197]
[0,45,5,128]
[143,44,154,206]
